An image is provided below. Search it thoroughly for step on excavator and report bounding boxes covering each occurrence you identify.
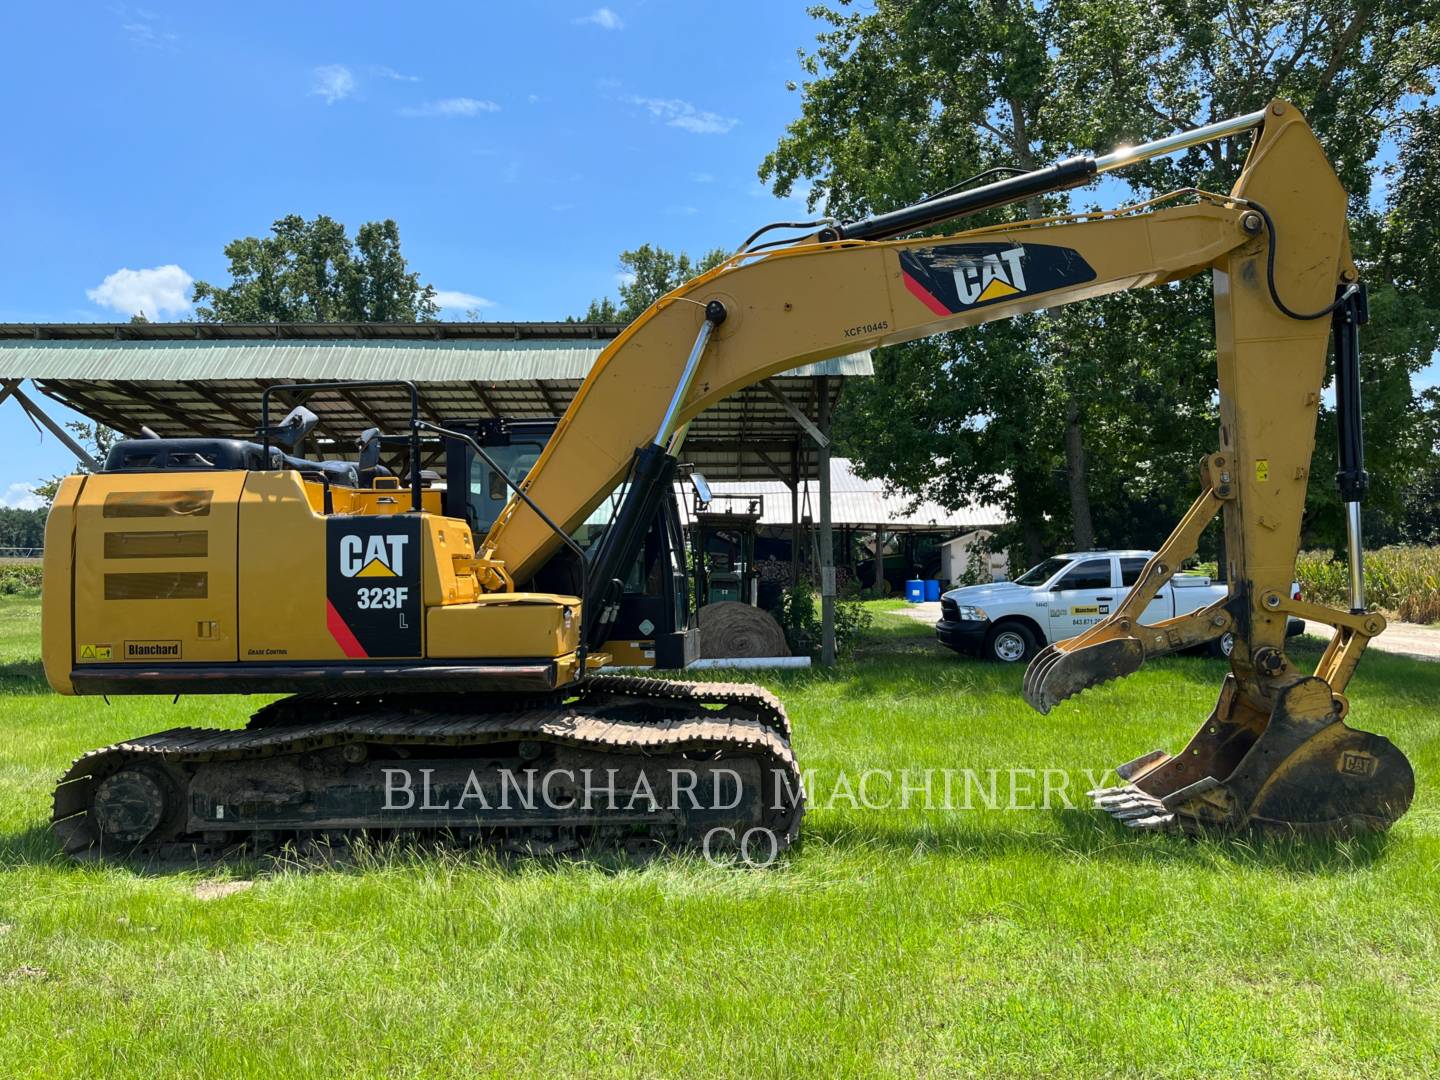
[43,100,1412,859]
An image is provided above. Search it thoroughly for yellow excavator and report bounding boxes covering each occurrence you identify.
[42,100,1412,857]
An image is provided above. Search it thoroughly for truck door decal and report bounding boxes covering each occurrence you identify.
[326,517,422,658]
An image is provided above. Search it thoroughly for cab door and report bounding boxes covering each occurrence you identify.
[1046,557,1116,637]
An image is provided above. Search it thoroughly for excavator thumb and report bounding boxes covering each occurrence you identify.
[1024,478,1234,717]
[1024,636,1146,716]
[1086,676,1414,835]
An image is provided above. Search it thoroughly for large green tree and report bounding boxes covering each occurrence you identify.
[192,215,439,322]
[579,243,729,323]
[764,0,1440,561]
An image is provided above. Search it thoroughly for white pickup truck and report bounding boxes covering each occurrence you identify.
[936,549,1302,663]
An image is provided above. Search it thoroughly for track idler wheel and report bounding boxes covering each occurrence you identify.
[91,766,171,845]
[1090,676,1414,836]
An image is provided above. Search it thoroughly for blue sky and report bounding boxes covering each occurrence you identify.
[0,1,829,503]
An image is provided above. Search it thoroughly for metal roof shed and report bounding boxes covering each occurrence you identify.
[0,322,871,483]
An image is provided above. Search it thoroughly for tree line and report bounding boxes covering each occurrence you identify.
[0,507,45,551]
[757,0,1440,562]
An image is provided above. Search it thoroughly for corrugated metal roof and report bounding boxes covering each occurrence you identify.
[701,458,1008,530]
[0,326,874,483]
[0,320,625,342]
[0,338,871,382]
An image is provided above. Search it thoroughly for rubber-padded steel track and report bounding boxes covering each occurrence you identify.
[52,675,801,862]
[244,674,792,740]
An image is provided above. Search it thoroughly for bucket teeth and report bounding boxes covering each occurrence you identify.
[1124,813,1175,830]
[1089,782,1176,831]
[1023,636,1147,714]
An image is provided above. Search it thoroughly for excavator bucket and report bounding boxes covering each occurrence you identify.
[1082,676,1414,836]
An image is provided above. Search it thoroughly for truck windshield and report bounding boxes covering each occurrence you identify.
[1014,557,1071,586]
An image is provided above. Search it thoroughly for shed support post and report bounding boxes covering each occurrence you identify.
[874,525,885,593]
[3,380,99,471]
[817,376,835,665]
[789,445,800,590]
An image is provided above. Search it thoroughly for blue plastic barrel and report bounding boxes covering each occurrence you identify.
[905,579,925,603]
[925,579,941,602]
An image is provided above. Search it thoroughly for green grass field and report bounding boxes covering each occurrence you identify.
[1,595,1437,1078]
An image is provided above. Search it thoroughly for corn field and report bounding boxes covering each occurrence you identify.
[1296,546,1440,624]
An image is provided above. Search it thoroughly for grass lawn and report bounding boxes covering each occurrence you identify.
[1,595,1438,1077]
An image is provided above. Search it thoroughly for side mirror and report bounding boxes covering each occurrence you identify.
[689,471,713,508]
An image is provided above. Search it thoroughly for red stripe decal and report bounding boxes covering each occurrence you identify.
[326,599,369,659]
[901,270,952,317]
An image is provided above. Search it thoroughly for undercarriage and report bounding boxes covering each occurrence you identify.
[52,676,802,862]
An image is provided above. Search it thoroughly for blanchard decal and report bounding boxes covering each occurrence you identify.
[326,517,422,659]
[125,640,182,660]
[899,242,1097,316]
[1070,605,1100,616]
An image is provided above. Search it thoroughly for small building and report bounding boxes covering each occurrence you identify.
[697,457,1008,599]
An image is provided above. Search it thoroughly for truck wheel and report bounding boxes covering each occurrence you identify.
[1209,631,1236,659]
[984,623,1036,663]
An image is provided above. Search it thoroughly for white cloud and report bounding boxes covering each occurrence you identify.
[86,265,193,319]
[372,65,420,83]
[398,97,501,118]
[575,7,623,29]
[116,6,178,50]
[691,171,716,184]
[433,290,496,313]
[625,96,737,135]
[664,205,699,215]
[0,483,44,511]
[122,21,178,49]
[312,64,356,104]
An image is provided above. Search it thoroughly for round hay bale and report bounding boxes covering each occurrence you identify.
[698,602,790,659]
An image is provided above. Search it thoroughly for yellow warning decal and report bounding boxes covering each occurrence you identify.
[356,558,398,578]
[1255,459,1270,482]
[79,644,113,661]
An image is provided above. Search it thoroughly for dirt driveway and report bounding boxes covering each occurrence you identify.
[897,601,1440,661]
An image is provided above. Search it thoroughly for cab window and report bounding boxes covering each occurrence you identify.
[1055,558,1113,591]
[1120,557,1149,587]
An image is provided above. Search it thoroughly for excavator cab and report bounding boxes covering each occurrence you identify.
[441,417,699,668]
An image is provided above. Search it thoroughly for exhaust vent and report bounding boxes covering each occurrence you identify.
[103,491,213,519]
[104,531,209,559]
[104,572,209,601]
